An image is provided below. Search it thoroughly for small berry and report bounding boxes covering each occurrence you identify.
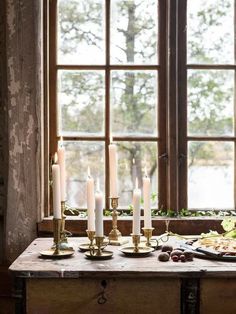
[171,255,179,262]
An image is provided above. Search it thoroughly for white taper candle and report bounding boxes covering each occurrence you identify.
[143,167,152,229]
[52,154,61,219]
[57,137,66,201]
[87,167,95,231]
[132,178,141,235]
[95,179,104,237]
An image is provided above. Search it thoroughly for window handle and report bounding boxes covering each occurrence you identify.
[159,153,168,162]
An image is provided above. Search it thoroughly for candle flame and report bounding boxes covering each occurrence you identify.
[135,177,138,189]
[54,153,58,164]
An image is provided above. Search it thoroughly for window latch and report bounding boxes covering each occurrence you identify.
[159,153,168,162]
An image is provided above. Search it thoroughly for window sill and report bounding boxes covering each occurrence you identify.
[37,216,224,237]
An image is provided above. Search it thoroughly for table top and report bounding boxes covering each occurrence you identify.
[9,237,236,279]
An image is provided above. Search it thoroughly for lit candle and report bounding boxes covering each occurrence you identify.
[109,138,118,197]
[95,179,104,237]
[143,167,152,229]
[132,178,141,235]
[52,153,61,219]
[87,167,95,231]
[57,137,66,201]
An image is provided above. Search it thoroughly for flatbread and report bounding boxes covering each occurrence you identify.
[194,237,236,255]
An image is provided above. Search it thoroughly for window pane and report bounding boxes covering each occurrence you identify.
[188,70,234,136]
[58,0,105,64]
[65,141,105,208]
[58,71,105,136]
[188,141,234,209]
[187,0,234,64]
[110,0,158,64]
[111,71,157,136]
[117,141,158,208]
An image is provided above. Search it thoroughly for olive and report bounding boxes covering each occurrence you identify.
[161,245,173,253]
[184,250,194,261]
[158,252,170,262]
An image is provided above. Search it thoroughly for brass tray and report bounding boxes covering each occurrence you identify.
[119,246,154,257]
[39,249,74,258]
[85,250,113,260]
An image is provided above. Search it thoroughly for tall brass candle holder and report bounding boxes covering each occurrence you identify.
[85,236,113,260]
[53,218,62,255]
[40,218,74,258]
[108,197,128,246]
[59,201,73,251]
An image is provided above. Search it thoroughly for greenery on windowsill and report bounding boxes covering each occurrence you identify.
[64,203,236,219]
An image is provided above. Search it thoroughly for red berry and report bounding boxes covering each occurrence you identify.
[171,255,179,262]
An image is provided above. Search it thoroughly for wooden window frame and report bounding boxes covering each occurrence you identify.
[47,0,168,216]
[44,0,236,220]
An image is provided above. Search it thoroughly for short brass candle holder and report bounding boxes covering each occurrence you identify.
[132,234,141,253]
[39,218,74,258]
[78,230,95,252]
[59,201,74,251]
[108,197,128,246]
[84,236,113,260]
[119,233,154,257]
[142,227,155,246]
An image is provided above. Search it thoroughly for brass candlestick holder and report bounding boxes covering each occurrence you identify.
[87,230,96,248]
[59,201,73,251]
[119,233,154,257]
[132,234,141,253]
[108,197,128,246]
[53,218,62,255]
[40,218,74,258]
[78,230,95,252]
[142,227,154,246]
[84,236,113,260]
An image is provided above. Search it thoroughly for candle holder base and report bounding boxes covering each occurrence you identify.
[40,248,74,258]
[119,246,154,257]
[84,250,113,260]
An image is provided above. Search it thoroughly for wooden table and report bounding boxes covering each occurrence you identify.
[9,237,236,314]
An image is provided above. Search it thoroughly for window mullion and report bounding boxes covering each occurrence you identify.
[167,0,179,211]
[178,0,187,210]
[105,0,111,210]
[158,0,168,210]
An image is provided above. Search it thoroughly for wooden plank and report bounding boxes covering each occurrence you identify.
[27,278,180,314]
[200,279,236,314]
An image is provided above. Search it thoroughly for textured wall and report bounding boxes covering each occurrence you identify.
[0,0,43,263]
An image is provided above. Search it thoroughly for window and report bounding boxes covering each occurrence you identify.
[48,0,235,215]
